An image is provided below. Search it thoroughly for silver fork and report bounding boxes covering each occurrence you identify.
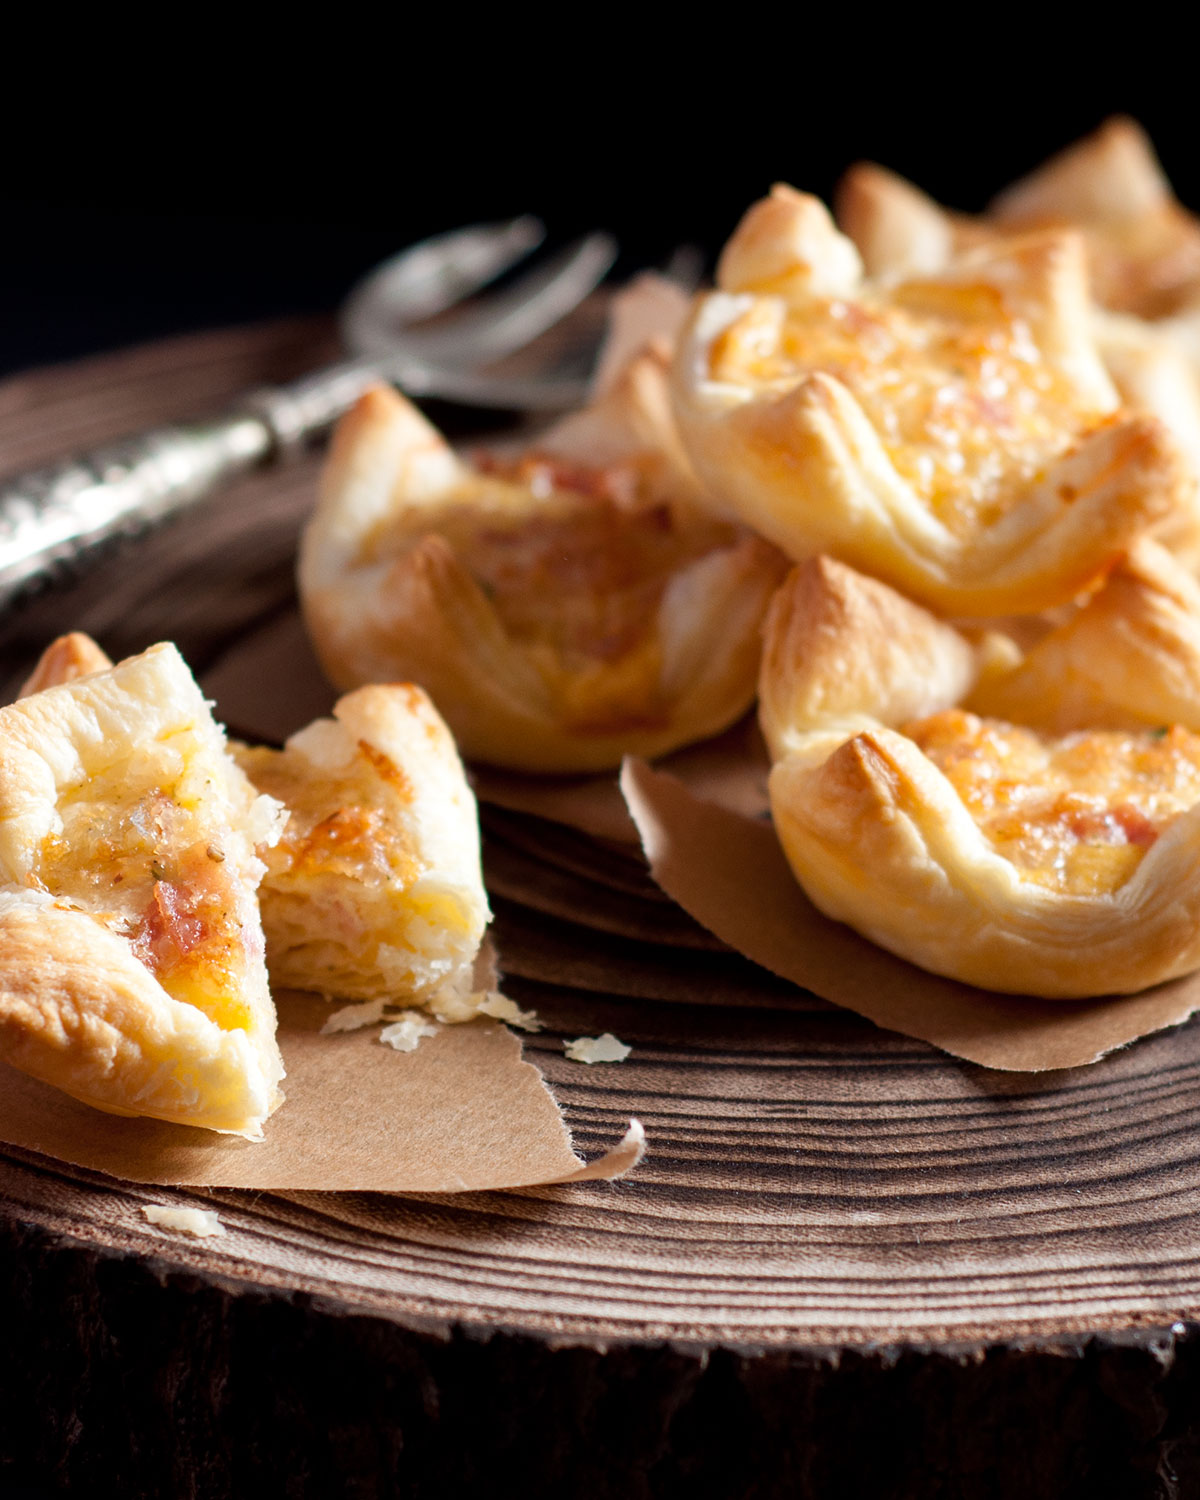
[339,217,618,398]
[0,218,651,615]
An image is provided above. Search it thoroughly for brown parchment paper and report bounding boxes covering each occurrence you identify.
[620,758,1200,1071]
[0,991,644,1190]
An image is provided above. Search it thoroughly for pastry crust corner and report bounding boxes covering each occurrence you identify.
[758,556,977,762]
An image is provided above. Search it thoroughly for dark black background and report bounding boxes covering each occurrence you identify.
[0,23,1195,379]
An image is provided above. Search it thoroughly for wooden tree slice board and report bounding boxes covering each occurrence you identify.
[482,830,723,948]
[4,322,1200,1499]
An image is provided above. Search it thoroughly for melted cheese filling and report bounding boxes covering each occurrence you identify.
[368,452,737,726]
[708,283,1105,534]
[37,758,251,1029]
[905,709,1200,893]
[238,740,420,893]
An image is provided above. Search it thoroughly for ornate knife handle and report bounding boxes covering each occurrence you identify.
[0,415,275,614]
[0,359,395,617]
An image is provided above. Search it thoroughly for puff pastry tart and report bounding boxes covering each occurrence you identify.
[299,354,786,773]
[839,117,1200,322]
[0,642,286,1136]
[836,139,1200,532]
[761,554,1200,998]
[233,684,489,1018]
[672,185,1190,616]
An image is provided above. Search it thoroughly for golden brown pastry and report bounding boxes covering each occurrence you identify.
[965,539,1200,733]
[32,636,492,1017]
[835,161,990,281]
[990,117,1200,321]
[835,134,1200,539]
[589,271,693,397]
[0,642,286,1136]
[233,683,490,1017]
[1089,310,1200,548]
[671,185,1189,616]
[299,354,786,773]
[839,118,1200,321]
[18,631,114,697]
[762,554,1200,998]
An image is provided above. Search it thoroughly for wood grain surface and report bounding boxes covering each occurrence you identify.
[4,322,1200,1499]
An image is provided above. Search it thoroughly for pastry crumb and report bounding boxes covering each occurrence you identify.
[564,1032,631,1064]
[141,1205,225,1238]
[321,998,388,1034]
[476,991,543,1032]
[379,1011,439,1052]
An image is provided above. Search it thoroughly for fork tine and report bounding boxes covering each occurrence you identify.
[388,231,620,367]
[660,243,707,292]
[339,216,545,356]
[281,344,594,425]
[394,358,593,411]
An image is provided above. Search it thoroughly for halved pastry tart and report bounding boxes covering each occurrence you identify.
[671,185,1190,616]
[233,683,490,1018]
[298,354,786,773]
[30,636,492,1020]
[0,642,286,1136]
[761,553,1200,998]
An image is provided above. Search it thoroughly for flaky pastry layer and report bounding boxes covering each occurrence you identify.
[235,683,489,1014]
[839,118,1200,321]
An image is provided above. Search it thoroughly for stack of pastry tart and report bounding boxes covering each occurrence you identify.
[296,116,1200,1003]
[732,121,1200,999]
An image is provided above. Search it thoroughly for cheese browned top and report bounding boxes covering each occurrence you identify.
[905,709,1200,893]
[706,282,1108,536]
[370,453,735,664]
[33,749,271,1034]
[364,452,741,728]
